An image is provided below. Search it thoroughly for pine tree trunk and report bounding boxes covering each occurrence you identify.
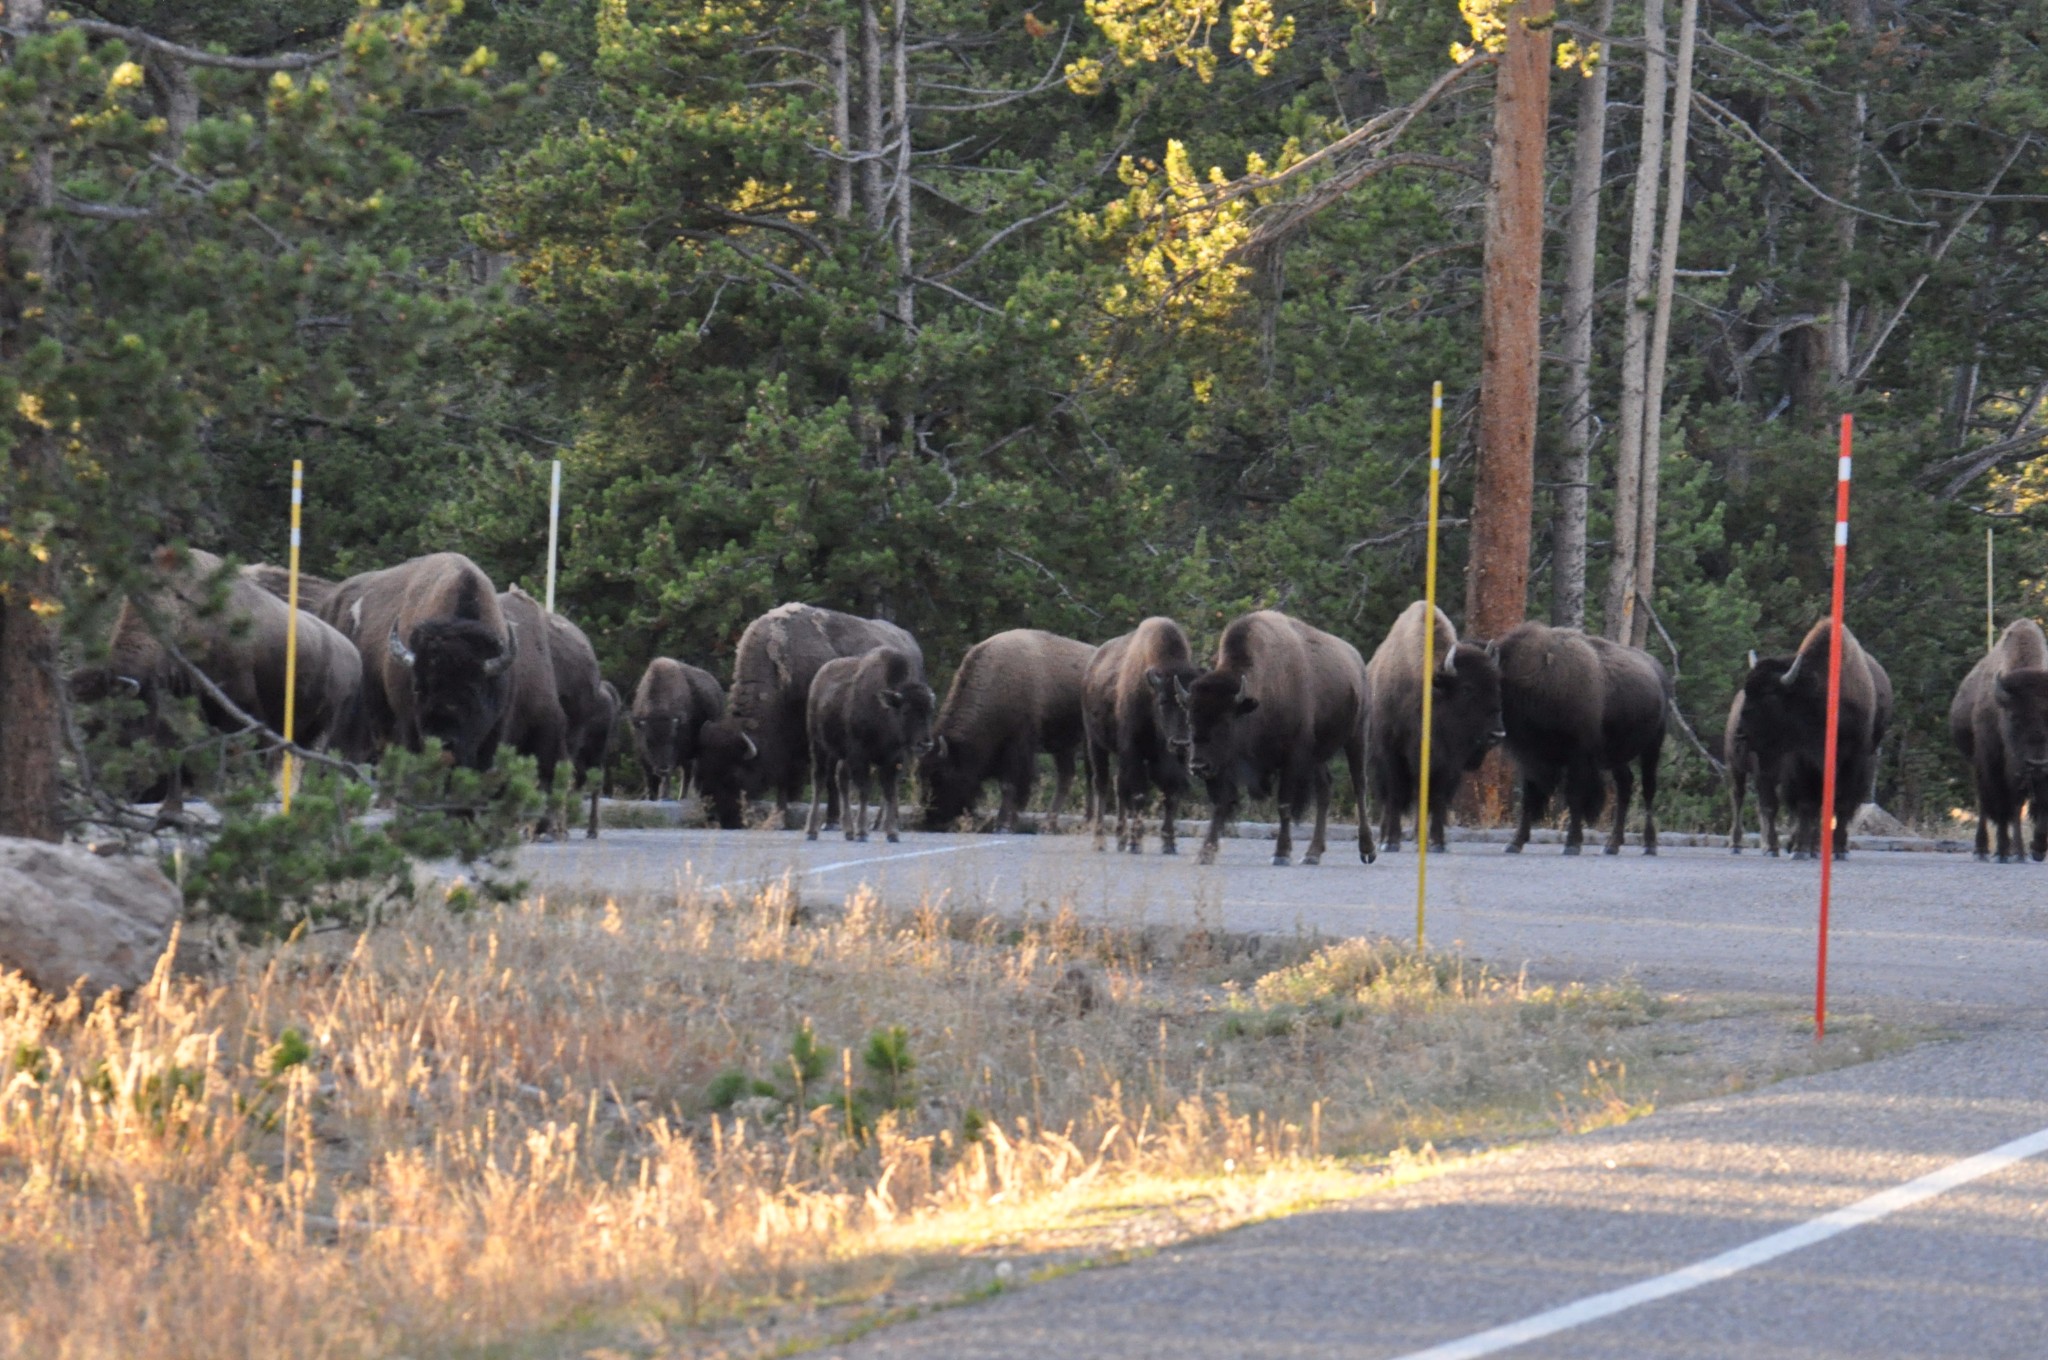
[1465,0,1553,820]
[891,0,913,331]
[829,27,852,220]
[1827,0,1874,386]
[860,0,885,229]
[1551,0,1613,630]
[0,0,62,843]
[1602,0,1667,641]
[1629,0,1698,649]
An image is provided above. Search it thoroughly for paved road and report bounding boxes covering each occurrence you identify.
[503,828,2048,1356]
[512,828,2048,1021]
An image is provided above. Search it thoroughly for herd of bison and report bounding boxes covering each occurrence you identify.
[73,547,2048,865]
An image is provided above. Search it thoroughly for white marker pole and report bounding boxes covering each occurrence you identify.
[544,459,562,615]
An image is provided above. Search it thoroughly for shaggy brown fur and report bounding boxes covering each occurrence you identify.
[1950,618,2048,862]
[630,658,725,800]
[1738,620,1892,859]
[919,628,1095,832]
[804,647,935,844]
[1081,617,1203,855]
[1363,602,1503,853]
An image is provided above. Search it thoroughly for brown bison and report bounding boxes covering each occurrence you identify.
[322,552,517,770]
[1364,602,1504,854]
[695,603,924,829]
[72,549,367,809]
[630,658,725,799]
[1495,621,1669,856]
[1737,620,1892,859]
[804,648,935,843]
[1082,617,1203,855]
[496,589,571,793]
[1173,610,1373,867]
[544,608,612,820]
[920,628,1095,832]
[245,563,340,616]
[1950,619,2048,862]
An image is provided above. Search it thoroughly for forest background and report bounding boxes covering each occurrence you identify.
[10,0,2048,828]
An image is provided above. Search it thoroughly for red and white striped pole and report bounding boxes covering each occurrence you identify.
[1816,414,1853,1040]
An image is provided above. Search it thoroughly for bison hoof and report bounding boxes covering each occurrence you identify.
[806,830,819,842]
[1730,845,1743,855]
[1562,844,1583,857]
[1360,848,1376,864]
[2033,849,2046,863]
[1833,850,1848,862]
[887,832,900,843]
[1603,843,1621,857]
[1196,847,1218,866]
[1161,843,1177,856]
[1272,854,1291,867]
[1975,850,1990,862]
[1504,842,1524,855]
[1643,845,1658,857]
[1766,849,1780,858]
[1301,853,1321,866]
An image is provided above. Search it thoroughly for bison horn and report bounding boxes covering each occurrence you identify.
[1779,653,1803,687]
[1440,646,1457,676]
[880,688,903,710]
[934,734,949,761]
[388,629,417,670]
[1173,676,1191,704]
[115,674,143,696]
[1235,674,1250,702]
[481,623,517,679]
[1747,649,1758,671]
[740,731,759,762]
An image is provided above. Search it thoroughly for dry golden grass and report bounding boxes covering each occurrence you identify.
[0,880,1911,1359]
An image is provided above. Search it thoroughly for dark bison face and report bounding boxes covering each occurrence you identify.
[880,680,937,763]
[1435,641,1506,771]
[1176,671,1257,781]
[1147,664,1199,762]
[1995,670,2048,778]
[919,731,981,828]
[390,619,515,769]
[632,710,685,782]
[1739,654,1811,755]
[694,719,760,829]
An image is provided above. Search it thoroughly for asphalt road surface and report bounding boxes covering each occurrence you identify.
[502,827,2048,1357]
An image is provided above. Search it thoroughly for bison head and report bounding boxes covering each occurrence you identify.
[1995,668,2048,780]
[918,729,981,828]
[1146,663,1201,763]
[1737,653,1809,757]
[1175,671,1258,782]
[389,619,515,769]
[631,708,693,789]
[693,719,762,829]
[879,680,937,764]
[1434,641,1506,772]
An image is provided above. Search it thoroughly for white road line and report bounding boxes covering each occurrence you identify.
[1389,1122,2048,1360]
[703,838,1012,893]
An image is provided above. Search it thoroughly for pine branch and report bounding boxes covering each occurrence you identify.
[57,19,340,71]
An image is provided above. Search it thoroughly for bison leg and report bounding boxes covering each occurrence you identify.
[1088,743,1114,851]
[881,763,902,843]
[1272,781,1295,867]
[1346,735,1376,864]
[1198,779,1234,866]
[1727,761,1748,853]
[805,756,828,841]
[1639,750,1660,855]
[1302,765,1331,866]
[1159,779,1181,855]
[1047,745,1077,835]
[836,760,858,841]
[1604,763,1634,856]
[2030,795,2047,862]
[587,781,602,841]
[1507,776,1543,855]
[855,765,874,844]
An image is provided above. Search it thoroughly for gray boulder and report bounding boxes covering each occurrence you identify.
[0,838,181,998]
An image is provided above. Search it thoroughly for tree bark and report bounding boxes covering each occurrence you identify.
[891,0,913,330]
[1551,0,1614,630]
[1465,0,1553,644]
[1827,0,1873,386]
[1628,0,1698,649]
[829,26,852,221]
[1602,0,1667,641]
[0,0,62,842]
[860,0,885,229]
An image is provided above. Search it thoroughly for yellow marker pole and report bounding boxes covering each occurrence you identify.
[1417,381,1443,950]
[281,460,304,813]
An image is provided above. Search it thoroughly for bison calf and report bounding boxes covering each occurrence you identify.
[1364,602,1504,853]
[921,628,1095,833]
[804,648,935,843]
[1495,621,1668,856]
[1950,619,2048,863]
[631,658,724,800]
[1082,617,1203,854]
[1174,610,1373,867]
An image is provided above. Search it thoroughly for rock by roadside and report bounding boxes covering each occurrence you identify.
[0,837,181,999]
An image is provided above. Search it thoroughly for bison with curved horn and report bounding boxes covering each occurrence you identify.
[1494,621,1669,855]
[1736,619,1891,860]
[1363,602,1503,854]
[1172,610,1373,867]
[920,628,1095,833]
[1081,617,1203,855]
[1950,619,2048,863]
[322,552,517,770]
[694,603,924,830]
